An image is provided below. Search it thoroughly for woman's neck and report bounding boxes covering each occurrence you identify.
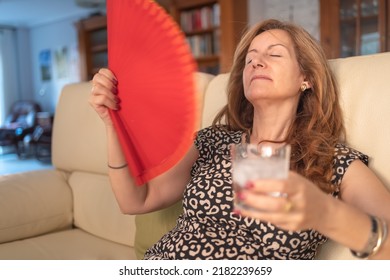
[249,102,296,144]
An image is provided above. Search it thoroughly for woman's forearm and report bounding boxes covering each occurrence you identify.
[317,196,390,259]
[105,125,148,214]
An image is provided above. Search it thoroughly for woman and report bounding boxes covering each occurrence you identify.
[89,19,390,259]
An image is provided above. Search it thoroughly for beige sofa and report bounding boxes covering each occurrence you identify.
[0,52,389,260]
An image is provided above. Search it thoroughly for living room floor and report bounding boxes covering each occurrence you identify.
[0,148,53,175]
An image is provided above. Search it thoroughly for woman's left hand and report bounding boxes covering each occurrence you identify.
[234,171,332,231]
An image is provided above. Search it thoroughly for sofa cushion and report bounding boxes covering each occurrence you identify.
[52,82,108,175]
[134,201,182,259]
[201,73,229,128]
[0,170,73,244]
[315,239,357,260]
[68,171,136,247]
[0,229,135,260]
[329,52,390,188]
[194,72,216,126]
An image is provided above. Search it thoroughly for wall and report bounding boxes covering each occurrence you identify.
[0,28,19,124]
[16,28,34,102]
[248,0,320,40]
[30,16,83,114]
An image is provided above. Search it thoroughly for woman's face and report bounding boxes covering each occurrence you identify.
[243,29,305,104]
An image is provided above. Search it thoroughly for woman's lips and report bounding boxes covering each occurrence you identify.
[251,75,272,83]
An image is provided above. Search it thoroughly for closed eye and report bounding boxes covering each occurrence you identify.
[270,54,282,57]
[246,59,252,65]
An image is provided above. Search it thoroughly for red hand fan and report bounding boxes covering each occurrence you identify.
[107,0,198,185]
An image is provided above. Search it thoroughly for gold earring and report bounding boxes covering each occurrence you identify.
[300,84,307,92]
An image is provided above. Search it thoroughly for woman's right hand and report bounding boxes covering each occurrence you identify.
[89,68,119,126]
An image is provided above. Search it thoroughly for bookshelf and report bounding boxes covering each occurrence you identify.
[167,0,248,74]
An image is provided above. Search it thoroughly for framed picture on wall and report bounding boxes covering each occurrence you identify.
[39,49,52,81]
[54,46,69,79]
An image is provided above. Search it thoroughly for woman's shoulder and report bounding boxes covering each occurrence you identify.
[332,143,369,187]
[195,125,243,147]
[334,143,369,166]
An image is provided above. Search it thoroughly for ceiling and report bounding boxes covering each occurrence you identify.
[0,0,106,28]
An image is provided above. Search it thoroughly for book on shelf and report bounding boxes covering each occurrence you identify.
[186,33,216,58]
[180,3,220,32]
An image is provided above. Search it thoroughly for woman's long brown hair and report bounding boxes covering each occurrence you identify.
[213,19,345,193]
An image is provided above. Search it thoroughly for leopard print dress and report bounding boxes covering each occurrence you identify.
[144,126,368,260]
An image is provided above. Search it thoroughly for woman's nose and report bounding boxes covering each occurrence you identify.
[252,58,265,69]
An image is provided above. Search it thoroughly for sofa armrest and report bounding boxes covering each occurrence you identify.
[0,170,73,243]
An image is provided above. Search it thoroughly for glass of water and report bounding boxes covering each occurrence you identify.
[231,143,291,211]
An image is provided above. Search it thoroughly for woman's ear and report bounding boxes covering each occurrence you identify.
[300,80,312,92]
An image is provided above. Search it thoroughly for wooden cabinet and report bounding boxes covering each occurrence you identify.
[75,15,108,81]
[320,0,390,58]
[166,0,247,74]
